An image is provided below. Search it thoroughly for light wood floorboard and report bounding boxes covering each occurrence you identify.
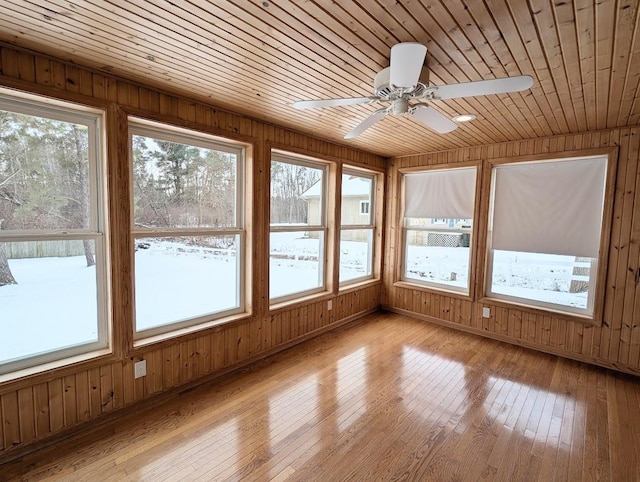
[1,311,639,481]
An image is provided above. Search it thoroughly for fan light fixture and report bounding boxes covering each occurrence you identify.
[452,114,476,123]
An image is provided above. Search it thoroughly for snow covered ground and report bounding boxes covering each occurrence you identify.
[405,245,470,289]
[490,250,589,309]
[405,246,589,309]
[1,236,589,364]
[269,232,371,298]
[134,239,240,331]
[0,254,99,364]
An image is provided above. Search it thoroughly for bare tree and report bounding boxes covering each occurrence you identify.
[72,125,95,266]
[0,219,16,286]
[270,162,320,224]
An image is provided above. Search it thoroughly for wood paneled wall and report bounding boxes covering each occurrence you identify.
[0,43,384,457]
[384,129,640,376]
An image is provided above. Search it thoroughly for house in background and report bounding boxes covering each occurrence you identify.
[301,175,373,240]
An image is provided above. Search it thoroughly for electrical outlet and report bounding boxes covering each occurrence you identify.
[327,299,333,311]
[134,359,147,379]
[482,307,491,318]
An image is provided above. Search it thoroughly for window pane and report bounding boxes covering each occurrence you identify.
[134,236,240,331]
[341,174,372,225]
[339,229,373,283]
[0,110,90,231]
[132,134,238,229]
[404,228,471,291]
[270,231,324,299]
[490,250,593,311]
[270,161,323,226]
[0,240,99,365]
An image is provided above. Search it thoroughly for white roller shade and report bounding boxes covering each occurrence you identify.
[491,156,607,258]
[404,167,477,219]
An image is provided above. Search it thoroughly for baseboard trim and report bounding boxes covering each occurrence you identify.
[382,306,640,377]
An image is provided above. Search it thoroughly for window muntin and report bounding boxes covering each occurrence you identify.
[339,170,376,286]
[0,93,109,376]
[130,120,245,338]
[401,167,477,294]
[486,156,608,317]
[270,155,327,302]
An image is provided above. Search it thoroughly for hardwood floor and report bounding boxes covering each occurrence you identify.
[2,311,640,481]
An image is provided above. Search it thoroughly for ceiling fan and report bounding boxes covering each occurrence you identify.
[292,42,534,139]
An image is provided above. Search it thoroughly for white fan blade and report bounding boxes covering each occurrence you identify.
[293,97,377,109]
[390,42,427,89]
[434,75,534,100]
[412,105,458,133]
[344,109,387,139]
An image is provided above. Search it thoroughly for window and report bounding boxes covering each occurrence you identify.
[340,169,377,285]
[0,91,109,376]
[486,155,609,317]
[270,153,327,302]
[130,119,246,338]
[401,166,477,294]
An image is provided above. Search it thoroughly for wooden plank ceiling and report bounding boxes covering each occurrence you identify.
[0,0,639,157]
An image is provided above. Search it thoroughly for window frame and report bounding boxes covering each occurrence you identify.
[0,89,111,377]
[129,117,248,340]
[480,148,618,323]
[339,167,378,287]
[269,152,329,304]
[397,163,480,298]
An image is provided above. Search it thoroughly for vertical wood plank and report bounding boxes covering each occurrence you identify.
[63,375,78,427]
[123,357,136,405]
[88,368,102,418]
[17,388,35,445]
[34,56,51,86]
[75,371,91,422]
[162,347,174,391]
[33,383,50,438]
[48,379,64,433]
[1,392,20,449]
[99,364,114,413]
[212,330,224,370]
[111,362,124,410]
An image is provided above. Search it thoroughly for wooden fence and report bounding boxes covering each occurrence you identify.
[4,240,86,259]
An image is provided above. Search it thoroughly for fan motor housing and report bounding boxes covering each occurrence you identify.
[373,66,430,99]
